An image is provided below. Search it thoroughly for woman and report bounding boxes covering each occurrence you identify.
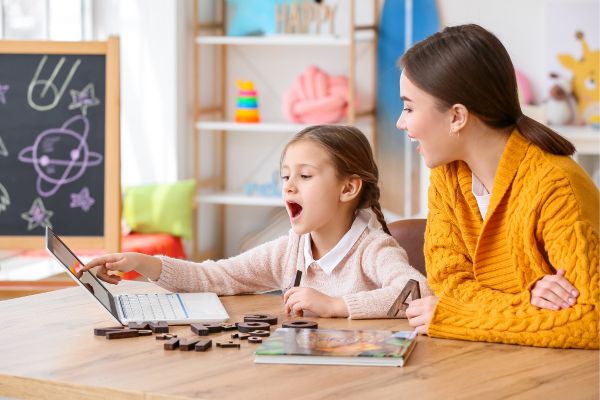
[399,24,598,349]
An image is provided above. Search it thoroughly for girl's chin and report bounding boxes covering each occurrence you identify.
[290,224,309,235]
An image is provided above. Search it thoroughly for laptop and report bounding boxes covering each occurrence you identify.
[45,227,229,325]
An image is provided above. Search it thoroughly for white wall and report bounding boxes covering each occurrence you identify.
[93,0,191,187]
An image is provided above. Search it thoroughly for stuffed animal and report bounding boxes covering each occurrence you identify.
[545,72,575,125]
[558,31,600,126]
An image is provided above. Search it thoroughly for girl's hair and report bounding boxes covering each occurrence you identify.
[399,24,575,156]
[281,125,390,235]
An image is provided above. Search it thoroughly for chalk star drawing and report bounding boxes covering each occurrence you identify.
[70,186,95,212]
[18,114,103,198]
[0,183,10,213]
[68,83,100,116]
[0,83,9,105]
[0,136,7,157]
[21,197,53,231]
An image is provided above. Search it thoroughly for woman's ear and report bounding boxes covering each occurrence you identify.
[340,175,362,203]
[450,103,469,133]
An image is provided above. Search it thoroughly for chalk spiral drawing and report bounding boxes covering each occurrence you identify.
[21,197,53,230]
[28,56,81,112]
[18,114,103,198]
[0,183,10,213]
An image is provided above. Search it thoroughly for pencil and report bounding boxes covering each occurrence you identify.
[293,270,302,287]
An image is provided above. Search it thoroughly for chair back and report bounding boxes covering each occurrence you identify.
[388,219,427,276]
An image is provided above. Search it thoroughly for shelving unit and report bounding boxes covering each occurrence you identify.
[192,1,379,260]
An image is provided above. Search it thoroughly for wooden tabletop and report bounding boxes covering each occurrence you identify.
[0,281,597,400]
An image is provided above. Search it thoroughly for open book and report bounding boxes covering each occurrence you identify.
[254,328,417,367]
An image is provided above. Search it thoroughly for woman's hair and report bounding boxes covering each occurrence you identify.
[399,24,575,156]
[281,125,390,235]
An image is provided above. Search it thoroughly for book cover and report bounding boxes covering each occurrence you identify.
[254,328,417,367]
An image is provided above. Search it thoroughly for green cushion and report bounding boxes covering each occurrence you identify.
[122,180,196,239]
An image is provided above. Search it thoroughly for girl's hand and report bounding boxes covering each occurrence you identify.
[531,269,579,310]
[78,252,161,284]
[405,295,438,335]
[283,287,349,318]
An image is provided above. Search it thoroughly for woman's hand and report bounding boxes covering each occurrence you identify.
[406,295,438,335]
[78,252,162,284]
[283,287,349,318]
[531,269,579,310]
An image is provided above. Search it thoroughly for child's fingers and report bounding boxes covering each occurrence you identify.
[533,283,570,308]
[105,257,130,272]
[407,313,429,328]
[551,272,579,299]
[414,325,428,335]
[283,287,299,303]
[95,266,121,284]
[80,254,122,272]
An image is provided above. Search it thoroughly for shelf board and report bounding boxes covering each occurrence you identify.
[196,31,374,46]
[198,192,284,207]
[196,118,374,133]
[553,125,600,155]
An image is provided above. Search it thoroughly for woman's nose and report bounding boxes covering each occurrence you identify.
[396,114,407,131]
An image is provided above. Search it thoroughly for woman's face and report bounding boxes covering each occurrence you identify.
[396,72,461,168]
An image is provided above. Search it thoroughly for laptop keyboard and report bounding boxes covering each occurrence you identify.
[118,293,188,321]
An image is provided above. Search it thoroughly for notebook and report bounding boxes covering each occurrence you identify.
[45,227,229,325]
[254,328,417,367]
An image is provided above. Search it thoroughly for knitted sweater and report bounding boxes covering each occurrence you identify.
[425,129,599,349]
[155,215,430,319]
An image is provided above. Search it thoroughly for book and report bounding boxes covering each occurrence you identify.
[254,328,417,367]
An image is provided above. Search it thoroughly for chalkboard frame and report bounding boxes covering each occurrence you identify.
[0,37,121,252]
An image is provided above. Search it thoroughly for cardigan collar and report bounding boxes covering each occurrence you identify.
[457,129,530,222]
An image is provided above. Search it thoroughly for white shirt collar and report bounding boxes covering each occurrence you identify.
[472,173,492,220]
[303,209,370,275]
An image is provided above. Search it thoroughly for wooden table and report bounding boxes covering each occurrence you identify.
[0,281,597,400]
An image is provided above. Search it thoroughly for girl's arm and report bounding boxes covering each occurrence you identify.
[341,235,431,319]
[425,170,598,349]
[152,235,290,294]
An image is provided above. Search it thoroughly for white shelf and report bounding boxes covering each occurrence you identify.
[196,31,374,46]
[553,125,600,155]
[198,192,284,207]
[196,119,374,133]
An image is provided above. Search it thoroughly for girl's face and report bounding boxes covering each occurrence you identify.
[281,140,346,235]
[396,72,461,168]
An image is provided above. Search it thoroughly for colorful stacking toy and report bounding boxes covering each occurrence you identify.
[235,80,260,123]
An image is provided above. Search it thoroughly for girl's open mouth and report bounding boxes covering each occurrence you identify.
[287,201,303,219]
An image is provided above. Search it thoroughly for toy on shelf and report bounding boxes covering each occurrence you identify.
[283,65,354,124]
[515,69,534,105]
[558,31,600,126]
[235,80,260,123]
[244,171,281,198]
[545,72,575,126]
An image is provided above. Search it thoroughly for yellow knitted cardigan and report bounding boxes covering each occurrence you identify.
[425,129,599,349]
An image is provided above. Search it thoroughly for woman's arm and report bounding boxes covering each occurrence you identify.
[424,170,599,349]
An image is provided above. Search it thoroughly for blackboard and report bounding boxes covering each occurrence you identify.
[0,39,120,251]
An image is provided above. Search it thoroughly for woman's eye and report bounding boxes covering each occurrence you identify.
[403,107,412,113]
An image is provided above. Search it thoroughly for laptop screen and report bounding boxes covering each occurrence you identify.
[45,227,120,322]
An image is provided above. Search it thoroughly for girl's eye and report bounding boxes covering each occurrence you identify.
[403,107,412,113]
[281,176,289,181]
[300,175,311,179]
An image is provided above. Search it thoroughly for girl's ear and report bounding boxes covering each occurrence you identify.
[450,103,468,133]
[340,175,362,203]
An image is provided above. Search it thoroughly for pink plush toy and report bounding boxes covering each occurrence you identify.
[515,69,533,105]
[283,65,353,124]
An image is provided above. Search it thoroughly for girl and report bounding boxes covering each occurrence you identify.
[398,24,598,348]
[82,125,430,319]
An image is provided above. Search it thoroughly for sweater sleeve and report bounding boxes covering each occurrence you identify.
[342,234,431,319]
[426,170,599,349]
[154,235,290,295]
